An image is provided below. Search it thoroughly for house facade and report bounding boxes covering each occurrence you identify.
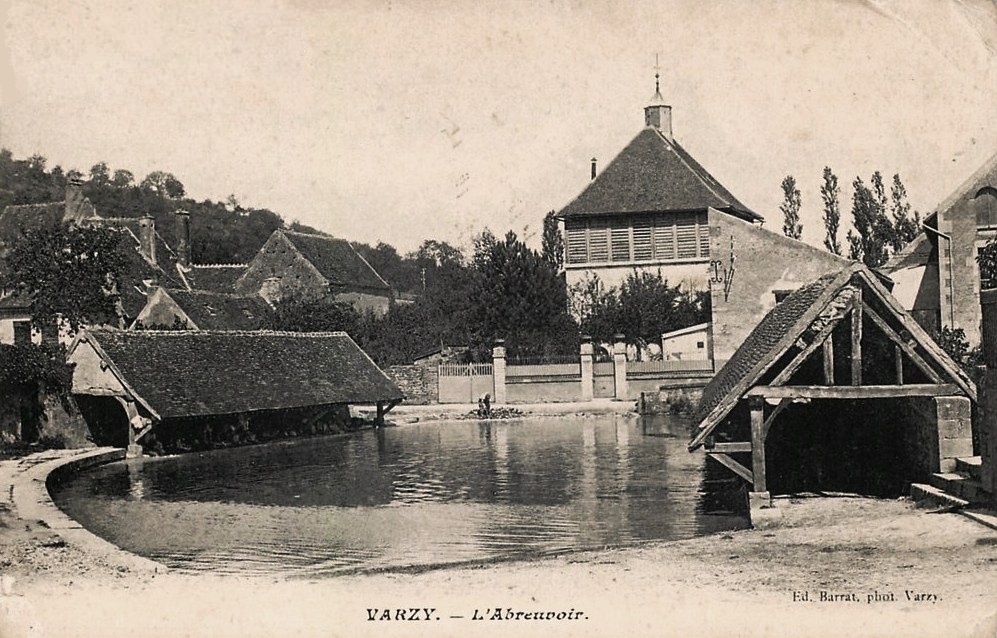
[885,150,997,346]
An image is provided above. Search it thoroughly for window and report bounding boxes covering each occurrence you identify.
[773,289,794,303]
[975,187,997,229]
[696,341,705,349]
[564,212,710,265]
[13,321,30,345]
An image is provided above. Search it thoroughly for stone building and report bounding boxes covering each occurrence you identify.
[885,150,997,345]
[556,79,762,292]
[233,229,392,316]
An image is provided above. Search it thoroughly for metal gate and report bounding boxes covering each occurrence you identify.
[593,361,616,398]
[438,363,494,403]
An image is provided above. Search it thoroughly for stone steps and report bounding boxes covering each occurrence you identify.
[927,472,989,505]
[909,483,969,509]
[955,456,982,481]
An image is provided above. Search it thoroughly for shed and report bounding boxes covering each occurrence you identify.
[68,328,404,455]
[689,263,976,506]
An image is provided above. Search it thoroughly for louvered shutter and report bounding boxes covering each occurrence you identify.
[610,220,630,262]
[633,218,652,261]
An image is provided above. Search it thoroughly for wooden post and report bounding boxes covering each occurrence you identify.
[375,401,385,427]
[894,344,904,385]
[750,396,767,492]
[850,292,863,385]
[822,335,834,384]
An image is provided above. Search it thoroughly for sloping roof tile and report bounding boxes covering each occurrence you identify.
[184,264,249,293]
[77,329,403,419]
[283,231,390,291]
[558,128,761,221]
[162,289,270,330]
[694,270,844,427]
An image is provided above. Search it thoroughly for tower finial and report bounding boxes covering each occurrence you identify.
[654,53,660,94]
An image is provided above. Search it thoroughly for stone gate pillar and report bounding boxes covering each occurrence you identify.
[613,335,628,401]
[492,340,507,405]
[580,338,594,402]
[935,396,973,473]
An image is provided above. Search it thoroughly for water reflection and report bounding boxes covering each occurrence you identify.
[51,415,748,577]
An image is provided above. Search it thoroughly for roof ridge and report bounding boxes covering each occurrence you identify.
[90,328,348,337]
[189,263,249,268]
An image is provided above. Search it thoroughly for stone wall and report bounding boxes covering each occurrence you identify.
[936,194,983,345]
[386,365,438,405]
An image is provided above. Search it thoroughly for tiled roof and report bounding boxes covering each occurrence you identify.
[558,128,761,222]
[184,264,248,293]
[76,329,404,419]
[282,231,390,292]
[162,289,270,330]
[882,232,934,272]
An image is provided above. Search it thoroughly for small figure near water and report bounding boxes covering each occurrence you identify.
[477,394,492,419]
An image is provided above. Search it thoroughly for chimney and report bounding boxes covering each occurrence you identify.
[174,209,191,267]
[137,215,157,264]
[590,158,597,181]
[65,179,85,221]
[259,276,282,305]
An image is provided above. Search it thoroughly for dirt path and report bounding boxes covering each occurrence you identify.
[1,494,994,638]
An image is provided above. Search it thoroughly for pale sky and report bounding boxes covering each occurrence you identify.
[1,0,995,254]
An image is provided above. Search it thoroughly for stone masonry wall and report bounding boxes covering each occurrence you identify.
[708,209,852,363]
[936,195,982,345]
[386,365,438,405]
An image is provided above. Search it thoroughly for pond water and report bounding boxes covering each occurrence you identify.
[49,415,748,578]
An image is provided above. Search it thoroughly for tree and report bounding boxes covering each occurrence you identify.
[541,210,564,270]
[89,162,110,186]
[110,169,134,188]
[574,270,708,358]
[821,167,842,255]
[2,224,132,332]
[846,173,892,267]
[780,175,802,240]
[140,171,185,199]
[888,174,921,252]
[471,230,577,357]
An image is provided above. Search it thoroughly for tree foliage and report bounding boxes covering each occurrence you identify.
[470,230,577,357]
[846,171,920,267]
[541,210,564,270]
[2,224,131,332]
[821,167,842,255]
[780,175,802,240]
[572,271,708,358]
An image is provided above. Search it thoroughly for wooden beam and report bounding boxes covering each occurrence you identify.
[747,383,960,400]
[707,441,753,453]
[750,397,767,492]
[375,401,385,427]
[854,269,976,401]
[823,335,834,385]
[862,301,944,384]
[895,344,903,385]
[851,291,863,385]
[707,452,754,484]
[763,397,791,438]
[134,422,154,442]
[768,314,845,387]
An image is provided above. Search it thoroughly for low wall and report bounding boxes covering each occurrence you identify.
[506,377,582,403]
[625,375,712,402]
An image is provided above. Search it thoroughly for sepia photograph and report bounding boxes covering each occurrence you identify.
[0,1,995,636]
